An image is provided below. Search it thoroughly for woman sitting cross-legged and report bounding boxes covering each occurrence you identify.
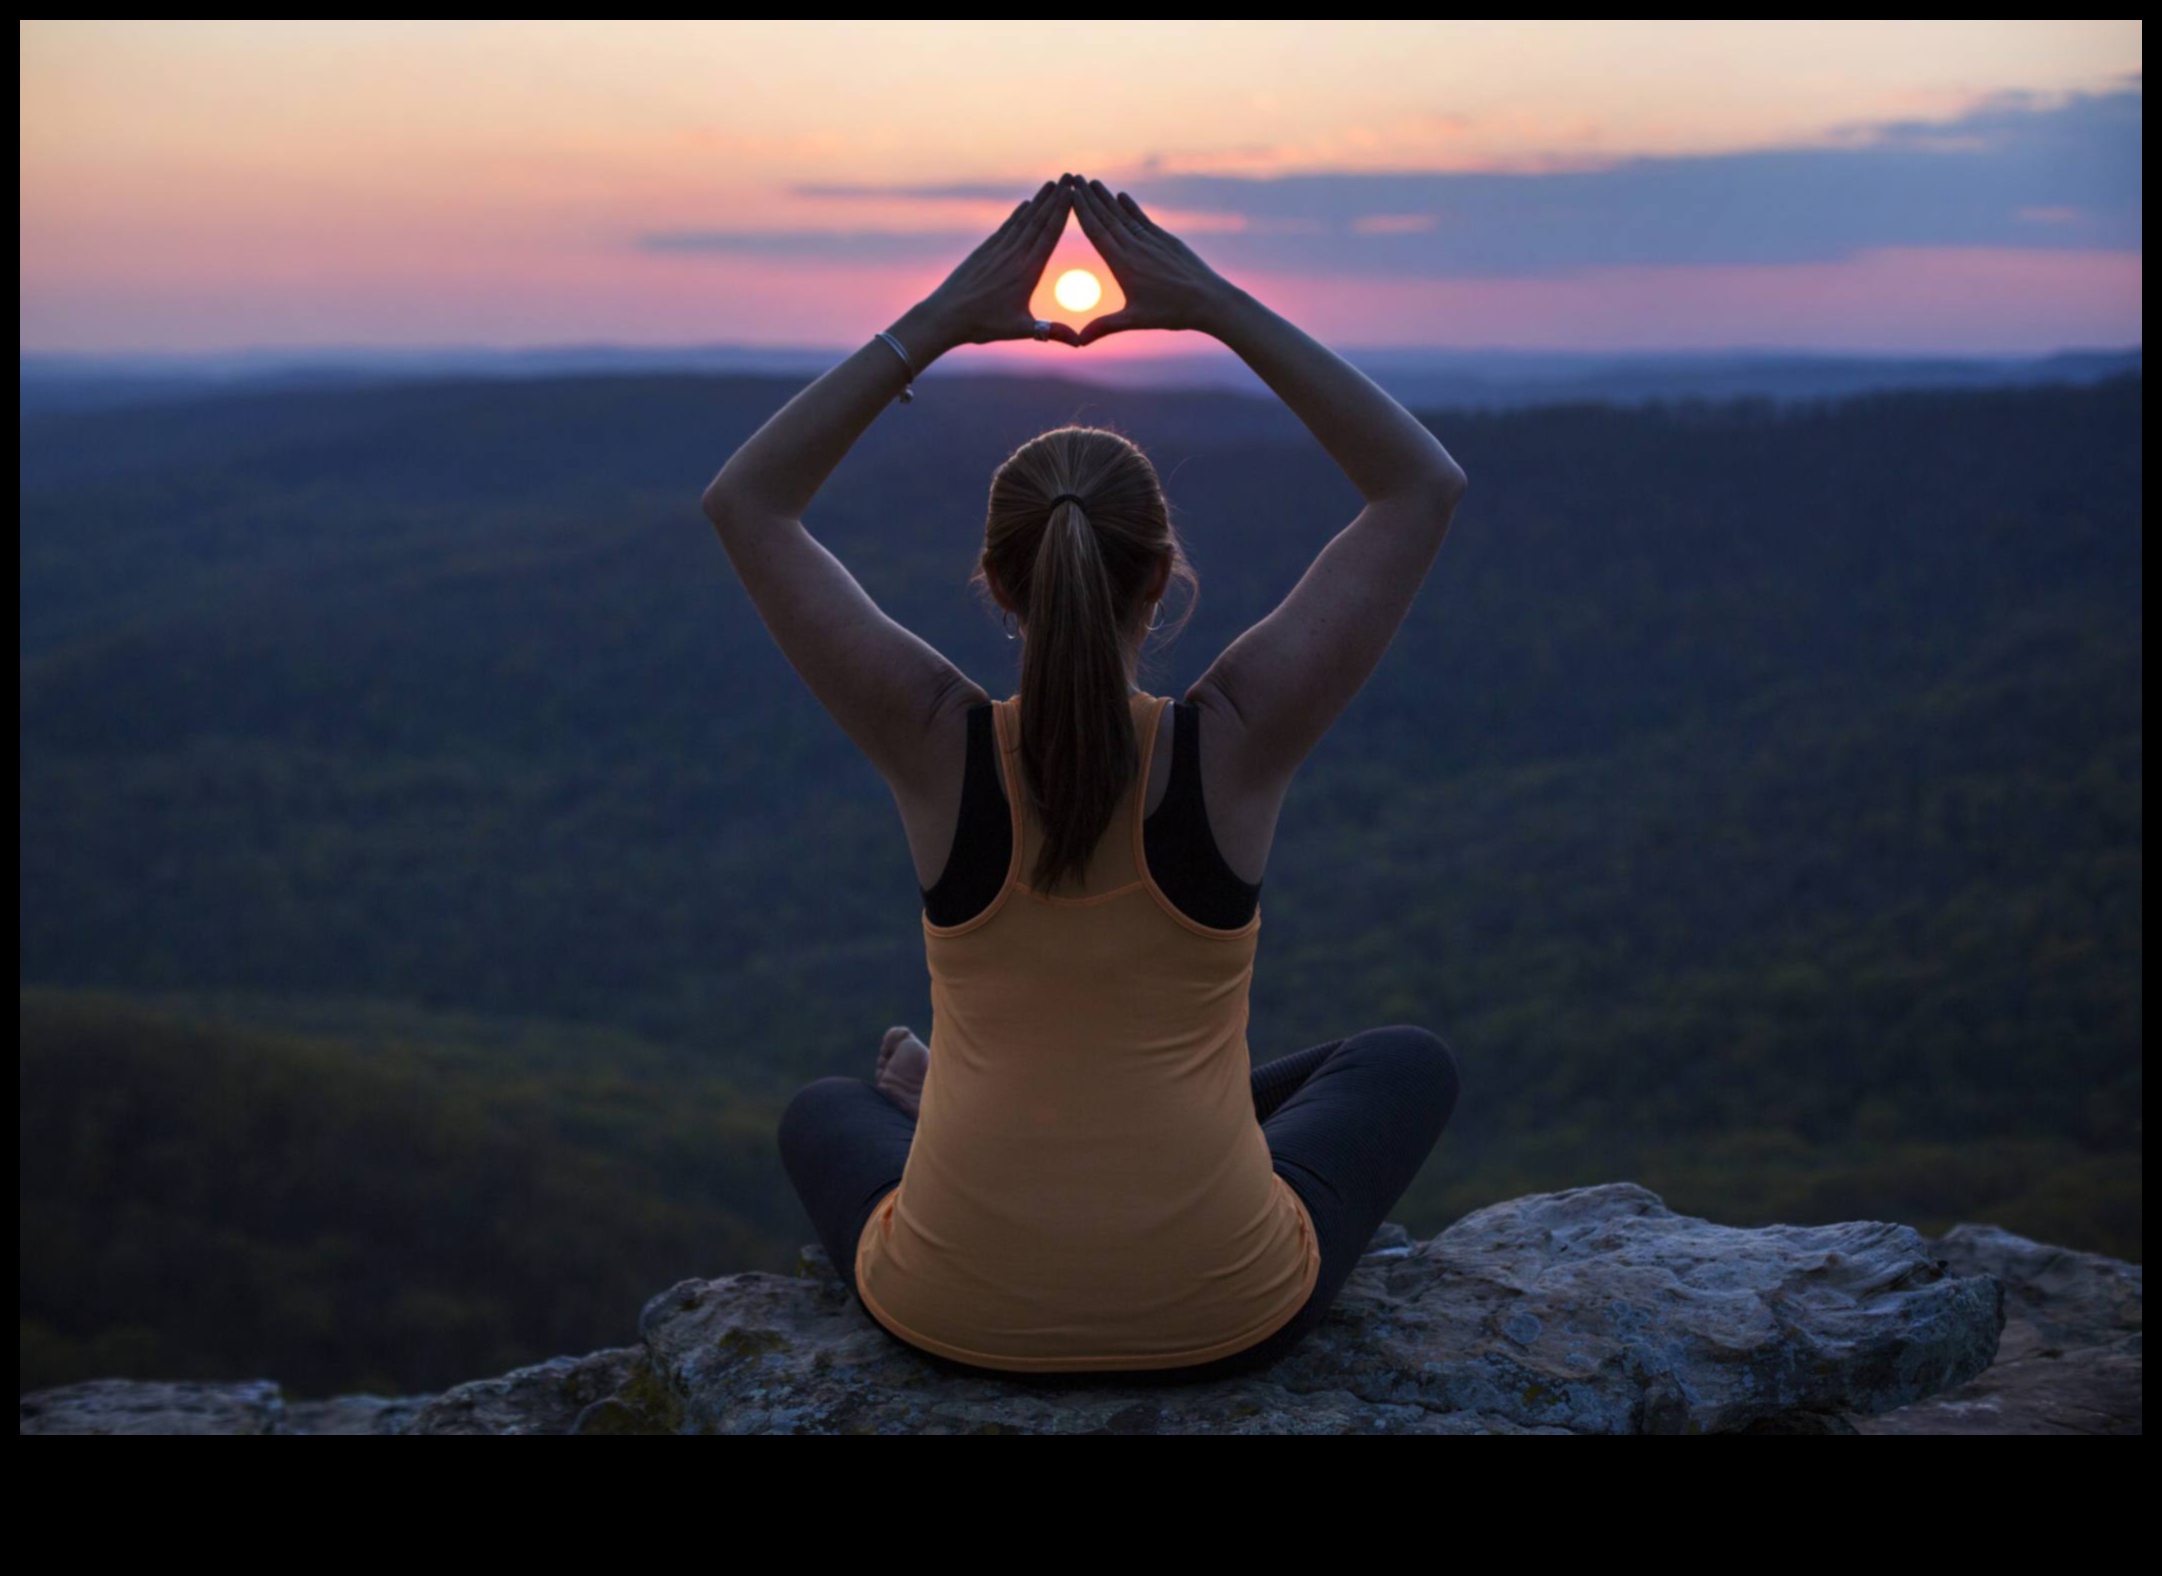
[701,175,1467,1377]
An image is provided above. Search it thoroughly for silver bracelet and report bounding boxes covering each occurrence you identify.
[873,330,916,404]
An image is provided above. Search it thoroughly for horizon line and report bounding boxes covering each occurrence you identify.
[22,341,2145,370]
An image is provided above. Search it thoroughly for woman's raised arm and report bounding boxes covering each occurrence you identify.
[700,179,1078,799]
[1071,179,1467,801]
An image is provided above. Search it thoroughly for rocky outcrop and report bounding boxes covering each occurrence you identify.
[15,1378,428,1436]
[578,1183,2003,1435]
[402,1349,647,1437]
[36,1183,2108,1436]
[18,1379,289,1436]
[1855,1224,2142,1435]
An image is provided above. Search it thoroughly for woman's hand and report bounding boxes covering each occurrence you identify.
[900,179,1081,355]
[1069,178,1238,346]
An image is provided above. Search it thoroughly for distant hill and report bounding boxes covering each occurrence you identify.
[16,370,2143,1391]
[19,989,794,1394]
[19,344,2141,415]
[1340,346,2145,411]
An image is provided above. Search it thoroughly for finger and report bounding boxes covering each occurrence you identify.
[985,313,1080,346]
[1115,191,1164,236]
[1019,182,1073,269]
[1023,178,1059,222]
[987,183,1052,254]
[1017,177,1067,245]
[1071,179,1133,263]
[1067,179,1112,245]
[1090,179,1156,259]
[985,199,1029,250]
[1076,310,1140,347]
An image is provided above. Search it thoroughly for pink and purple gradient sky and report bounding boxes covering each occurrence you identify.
[18,20,2144,356]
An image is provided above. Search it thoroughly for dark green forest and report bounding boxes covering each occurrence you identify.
[20,991,788,1395]
[19,371,2143,1394]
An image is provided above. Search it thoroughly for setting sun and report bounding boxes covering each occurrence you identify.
[1053,268,1103,313]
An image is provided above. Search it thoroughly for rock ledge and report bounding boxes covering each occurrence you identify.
[29,1183,2125,1436]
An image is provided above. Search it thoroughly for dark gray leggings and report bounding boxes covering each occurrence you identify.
[776,1025,1459,1381]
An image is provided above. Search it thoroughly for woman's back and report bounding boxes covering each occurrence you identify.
[855,693,1317,1370]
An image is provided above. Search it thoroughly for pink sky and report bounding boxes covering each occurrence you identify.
[18,21,2145,355]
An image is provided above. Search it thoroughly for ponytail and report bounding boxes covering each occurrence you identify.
[979,426,1197,894]
[1020,500,1135,892]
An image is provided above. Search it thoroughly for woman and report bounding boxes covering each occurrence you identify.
[703,175,1467,1377]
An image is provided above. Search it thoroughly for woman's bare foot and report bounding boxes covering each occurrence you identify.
[875,1025,929,1119]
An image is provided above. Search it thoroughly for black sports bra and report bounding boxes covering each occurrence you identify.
[921,700,1261,930]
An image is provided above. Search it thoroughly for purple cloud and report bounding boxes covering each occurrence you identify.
[646,86,2141,278]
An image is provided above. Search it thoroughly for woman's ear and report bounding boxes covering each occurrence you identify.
[983,563,1018,613]
[1145,554,1173,604]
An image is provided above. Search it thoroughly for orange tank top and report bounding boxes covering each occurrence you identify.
[854,692,1319,1371]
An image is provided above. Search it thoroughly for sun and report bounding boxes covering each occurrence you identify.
[1053,268,1102,313]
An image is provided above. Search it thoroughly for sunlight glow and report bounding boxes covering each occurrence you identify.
[1053,268,1102,313]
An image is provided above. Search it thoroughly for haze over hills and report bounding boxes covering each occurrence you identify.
[18,367,2142,1394]
[18,344,2142,416]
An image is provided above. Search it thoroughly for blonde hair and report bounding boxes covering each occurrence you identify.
[979,426,1195,892]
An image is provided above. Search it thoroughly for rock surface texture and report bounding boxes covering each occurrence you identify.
[22,1185,2137,1435]
[1853,1224,2141,1435]
[15,1377,428,1436]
